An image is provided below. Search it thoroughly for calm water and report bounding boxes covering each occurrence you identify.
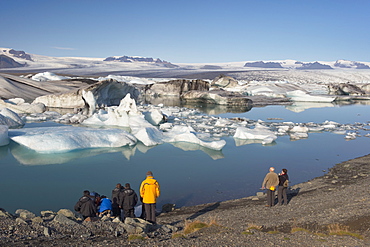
[0,102,369,214]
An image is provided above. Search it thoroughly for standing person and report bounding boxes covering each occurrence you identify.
[140,171,160,223]
[112,183,123,217]
[74,190,97,220]
[277,168,289,205]
[120,183,138,218]
[261,167,279,207]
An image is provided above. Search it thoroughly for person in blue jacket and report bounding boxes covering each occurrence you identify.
[98,195,112,217]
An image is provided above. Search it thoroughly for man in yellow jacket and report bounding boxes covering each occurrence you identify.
[140,171,160,223]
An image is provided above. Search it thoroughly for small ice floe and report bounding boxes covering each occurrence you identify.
[345,132,357,140]
[233,123,277,145]
[322,120,339,129]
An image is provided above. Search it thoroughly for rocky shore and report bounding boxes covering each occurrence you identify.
[1,154,370,246]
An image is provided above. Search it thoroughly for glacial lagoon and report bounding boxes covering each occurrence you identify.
[0,102,369,215]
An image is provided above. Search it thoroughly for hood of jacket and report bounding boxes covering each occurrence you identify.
[79,196,91,203]
[124,189,135,196]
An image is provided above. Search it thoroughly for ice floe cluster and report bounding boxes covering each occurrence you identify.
[1,94,369,158]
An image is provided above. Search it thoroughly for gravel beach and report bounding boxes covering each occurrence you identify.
[1,154,369,246]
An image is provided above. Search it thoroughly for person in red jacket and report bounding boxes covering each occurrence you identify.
[140,171,160,223]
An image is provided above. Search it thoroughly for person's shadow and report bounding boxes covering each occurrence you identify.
[186,201,221,220]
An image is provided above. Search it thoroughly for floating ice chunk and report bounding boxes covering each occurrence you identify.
[345,132,357,140]
[83,93,144,127]
[308,127,324,132]
[0,108,25,128]
[9,126,137,153]
[143,109,164,125]
[290,132,309,140]
[322,120,339,129]
[0,125,9,146]
[214,118,231,127]
[278,126,290,134]
[131,127,163,146]
[233,124,277,145]
[290,126,309,133]
[163,125,226,150]
[286,90,336,102]
[159,122,173,131]
[22,111,62,122]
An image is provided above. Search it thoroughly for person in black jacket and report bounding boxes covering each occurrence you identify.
[277,169,289,205]
[74,190,97,219]
[119,183,138,218]
[111,183,123,217]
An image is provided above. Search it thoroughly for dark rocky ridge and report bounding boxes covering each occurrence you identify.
[103,55,178,68]
[0,55,27,69]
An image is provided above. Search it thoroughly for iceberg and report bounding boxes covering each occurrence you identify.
[0,108,25,128]
[233,124,277,145]
[163,125,226,150]
[9,126,137,153]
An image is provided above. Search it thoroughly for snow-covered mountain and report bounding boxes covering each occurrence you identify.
[1,47,370,76]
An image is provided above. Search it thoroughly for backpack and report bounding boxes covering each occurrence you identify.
[283,179,289,187]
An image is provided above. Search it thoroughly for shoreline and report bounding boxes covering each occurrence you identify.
[1,154,370,246]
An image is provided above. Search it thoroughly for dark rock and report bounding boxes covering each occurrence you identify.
[0,55,26,68]
[8,49,33,61]
[244,61,283,68]
[297,61,333,70]
[162,203,176,213]
[144,79,209,96]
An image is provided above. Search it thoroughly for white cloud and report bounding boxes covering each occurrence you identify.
[52,46,76,51]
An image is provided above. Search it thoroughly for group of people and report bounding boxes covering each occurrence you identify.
[74,171,160,223]
[261,167,289,207]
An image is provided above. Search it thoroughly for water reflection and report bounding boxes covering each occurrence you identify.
[141,95,252,115]
[285,102,335,113]
[5,138,224,165]
[234,138,277,146]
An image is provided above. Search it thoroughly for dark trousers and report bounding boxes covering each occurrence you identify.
[267,189,275,206]
[144,203,156,223]
[112,205,120,217]
[124,208,135,218]
[277,186,288,205]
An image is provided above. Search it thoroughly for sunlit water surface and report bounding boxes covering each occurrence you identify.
[0,102,369,214]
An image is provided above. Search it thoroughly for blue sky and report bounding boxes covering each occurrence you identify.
[1,0,369,63]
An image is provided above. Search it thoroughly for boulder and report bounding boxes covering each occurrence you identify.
[53,214,79,225]
[15,209,36,220]
[161,203,176,213]
[0,208,13,218]
[57,209,76,219]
